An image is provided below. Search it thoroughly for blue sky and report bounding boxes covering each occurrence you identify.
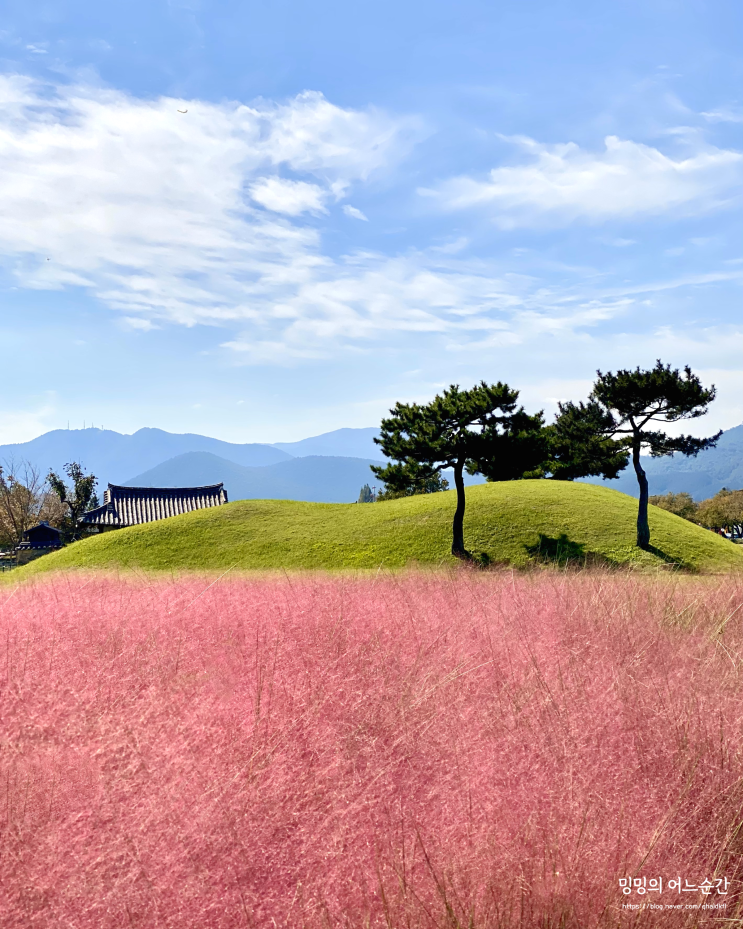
[0,0,741,444]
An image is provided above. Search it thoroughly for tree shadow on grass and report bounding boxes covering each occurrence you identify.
[525,533,610,568]
[451,549,493,568]
[526,534,689,571]
[643,544,688,570]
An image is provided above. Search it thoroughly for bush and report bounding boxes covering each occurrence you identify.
[376,472,448,500]
[696,488,743,535]
[649,491,698,521]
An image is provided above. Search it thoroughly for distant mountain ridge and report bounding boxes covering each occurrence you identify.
[0,425,384,485]
[583,422,743,500]
[123,452,385,504]
[272,427,383,460]
[0,425,387,504]
[3,421,741,504]
[123,451,485,503]
[0,427,291,487]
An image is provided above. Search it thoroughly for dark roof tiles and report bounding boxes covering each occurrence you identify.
[80,483,228,527]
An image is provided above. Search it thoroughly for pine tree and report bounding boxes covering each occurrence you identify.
[553,361,719,549]
[357,484,376,503]
[372,382,547,557]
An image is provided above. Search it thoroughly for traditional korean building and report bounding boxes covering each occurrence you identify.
[15,521,63,565]
[79,483,228,531]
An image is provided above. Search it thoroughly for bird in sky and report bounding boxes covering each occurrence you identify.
[177,108,188,113]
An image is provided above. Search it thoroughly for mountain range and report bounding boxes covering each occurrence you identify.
[1,421,740,504]
[0,426,395,504]
[583,423,743,500]
[271,427,381,460]
[0,427,292,485]
[0,425,386,477]
[123,453,386,504]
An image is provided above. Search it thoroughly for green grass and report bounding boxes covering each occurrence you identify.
[15,480,743,577]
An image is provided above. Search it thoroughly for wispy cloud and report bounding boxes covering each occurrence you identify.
[0,75,740,370]
[250,177,328,215]
[421,135,743,227]
[701,107,743,124]
[218,251,656,363]
[120,316,158,331]
[0,75,629,361]
[0,402,56,445]
[0,75,416,332]
[342,204,368,221]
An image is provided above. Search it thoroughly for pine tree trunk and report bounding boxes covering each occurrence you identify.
[451,461,468,558]
[632,438,650,549]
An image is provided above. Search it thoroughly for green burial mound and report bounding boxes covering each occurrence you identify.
[16,480,743,576]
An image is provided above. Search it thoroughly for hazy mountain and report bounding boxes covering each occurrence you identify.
[0,427,292,487]
[123,451,486,503]
[272,427,384,460]
[8,419,740,504]
[123,452,385,504]
[583,422,743,500]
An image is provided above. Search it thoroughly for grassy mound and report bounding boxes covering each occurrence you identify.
[16,480,743,576]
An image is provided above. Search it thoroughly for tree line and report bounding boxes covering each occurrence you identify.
[652,489,743,538]
[0,461,98,551]
[368,360,721,557]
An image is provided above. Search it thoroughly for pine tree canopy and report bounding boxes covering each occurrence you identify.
[372,382,547,557]
[371,382,546,479]
[552,360,720,550]
[588,360,721,457]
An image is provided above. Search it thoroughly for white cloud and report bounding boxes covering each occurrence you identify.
[0,403,56,445]
[431,237,469,254]
[0,75,413,330]
[219,338,330,364]
[0,75,614,361]
[217,250,652,364]
[250,177,328,215]
[343,204,368,221]
[0,74,740,381]
[701,108,743,124]
[423,135,743,227]
[120,316,158,331]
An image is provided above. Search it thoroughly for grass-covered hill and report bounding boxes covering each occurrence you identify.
[17,480,743,577]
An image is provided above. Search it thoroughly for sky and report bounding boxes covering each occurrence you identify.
[0,0,741,445]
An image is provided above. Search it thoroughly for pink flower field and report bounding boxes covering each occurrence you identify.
[2,570,743,928]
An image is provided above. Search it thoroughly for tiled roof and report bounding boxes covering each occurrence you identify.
[19,522,62,549]
[79,483,228,527]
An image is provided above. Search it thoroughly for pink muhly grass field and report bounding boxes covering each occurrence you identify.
[2,571,743,928]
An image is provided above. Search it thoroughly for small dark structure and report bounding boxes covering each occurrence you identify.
[15,521,63,565]
[79,483,228,531]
